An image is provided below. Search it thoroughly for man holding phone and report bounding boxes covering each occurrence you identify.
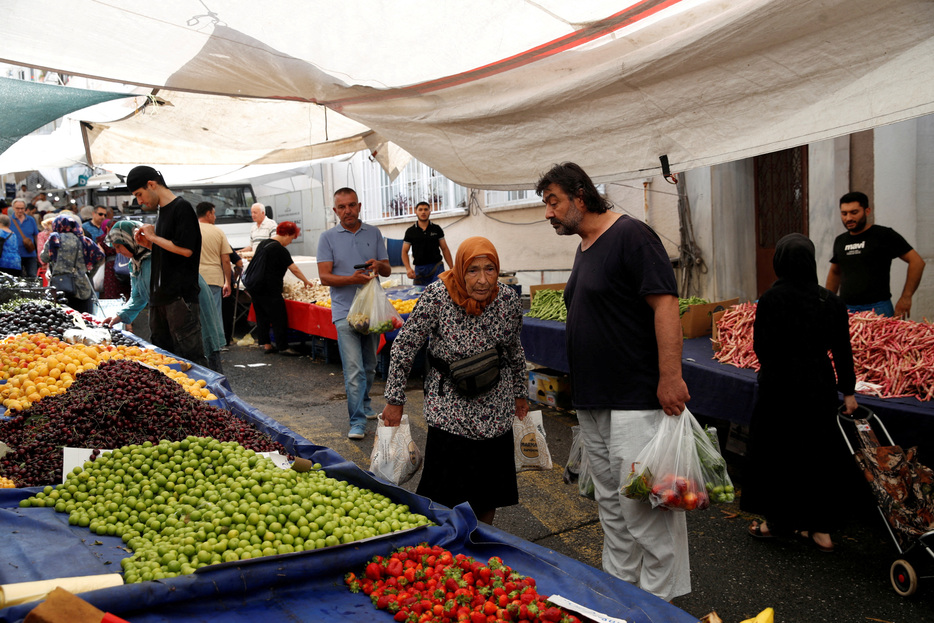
[317,187,391,439]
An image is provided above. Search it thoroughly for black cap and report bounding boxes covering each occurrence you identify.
[125,166,165,192]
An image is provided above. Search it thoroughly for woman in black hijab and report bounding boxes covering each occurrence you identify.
[742,233,858,553]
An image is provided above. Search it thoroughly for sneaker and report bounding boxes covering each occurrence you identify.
[365,411,380,420]
[348,427,365,440]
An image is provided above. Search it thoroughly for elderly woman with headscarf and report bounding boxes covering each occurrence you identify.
[40,215,105,313]
[382,236,529,525]
[742,233,858,554]
[104,220,226,371]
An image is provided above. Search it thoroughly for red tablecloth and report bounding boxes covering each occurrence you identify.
[249,299,394,350]
[248,300,337,339]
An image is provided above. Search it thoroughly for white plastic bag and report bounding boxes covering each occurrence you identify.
[369,414,422,485]
[513,410,553,472]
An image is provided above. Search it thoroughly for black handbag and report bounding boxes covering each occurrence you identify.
[241,239,273,291]
[49,235,81,295]
[50,272,77,294]
[428,345,503,398]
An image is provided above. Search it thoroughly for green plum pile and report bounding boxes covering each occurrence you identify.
[22,437,433,583]
[0,358,285,487]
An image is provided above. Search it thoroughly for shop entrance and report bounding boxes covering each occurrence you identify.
[753,146,808,297]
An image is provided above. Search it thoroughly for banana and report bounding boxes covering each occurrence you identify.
[739,608,774,623]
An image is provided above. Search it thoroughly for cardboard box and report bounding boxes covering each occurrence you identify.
[681,298,739,339]
[528,368,572,409]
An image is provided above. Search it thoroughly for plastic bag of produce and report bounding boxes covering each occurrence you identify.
[348,279,404,335]
[369,413,422,485]
[564,425,595,498]
[564,425,583,484]
[513,410,553,472]
[578,448,595,500]
[621,407,711,511]
[695,425,735,504]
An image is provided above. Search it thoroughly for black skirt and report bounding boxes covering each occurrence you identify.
[416,426,518,513]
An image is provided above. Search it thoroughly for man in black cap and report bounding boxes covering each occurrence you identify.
[126,166,207,366]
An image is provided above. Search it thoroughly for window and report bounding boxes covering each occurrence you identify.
[359,157,468,222]
[484,189,538,209]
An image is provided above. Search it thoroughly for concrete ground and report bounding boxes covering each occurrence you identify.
[218,339,934,623]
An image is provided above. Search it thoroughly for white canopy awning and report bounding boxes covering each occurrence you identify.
[2,0,932,188]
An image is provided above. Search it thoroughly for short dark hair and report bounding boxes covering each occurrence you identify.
[333,187,357,199]
[277,221,300,237]
[840,191,869,209]
[126,166,167,192]
[195,202,216,217]
[415,201,431,209]
[535,162,610,214]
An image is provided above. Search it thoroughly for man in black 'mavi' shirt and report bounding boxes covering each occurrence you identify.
[126,166,207,366]
[826,191,925,319]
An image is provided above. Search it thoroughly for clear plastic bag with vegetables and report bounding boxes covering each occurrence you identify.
[695,425,735,503]
[621,407,711,511]
[347,278,404,335]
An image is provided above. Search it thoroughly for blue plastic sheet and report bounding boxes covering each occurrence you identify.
[0,342,697,623]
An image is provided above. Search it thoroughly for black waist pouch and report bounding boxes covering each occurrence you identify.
[429,346,503,398]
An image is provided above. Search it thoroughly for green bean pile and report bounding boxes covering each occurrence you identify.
[526,289,567,322]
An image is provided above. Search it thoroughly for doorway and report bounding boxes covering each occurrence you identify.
[754,147,808,296]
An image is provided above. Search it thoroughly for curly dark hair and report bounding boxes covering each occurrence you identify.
[535,162,610,214]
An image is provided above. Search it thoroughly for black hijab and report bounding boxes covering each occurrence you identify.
[772,233,817,285]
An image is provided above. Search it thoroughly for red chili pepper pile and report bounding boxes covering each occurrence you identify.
[712,303,759,370]
[713,305,934,401]
[345,544,582,623]
[849,311,934,400]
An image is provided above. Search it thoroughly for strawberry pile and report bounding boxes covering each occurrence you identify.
[345,544,582,623]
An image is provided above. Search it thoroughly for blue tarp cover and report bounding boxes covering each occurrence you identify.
[0,338,696,623]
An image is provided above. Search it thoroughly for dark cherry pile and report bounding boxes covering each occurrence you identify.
[0,300,136,346]
[0,359,286,487]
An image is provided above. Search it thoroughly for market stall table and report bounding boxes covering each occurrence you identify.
[247,285,422,354]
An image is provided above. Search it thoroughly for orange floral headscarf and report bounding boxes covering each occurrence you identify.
[439,236,500,316]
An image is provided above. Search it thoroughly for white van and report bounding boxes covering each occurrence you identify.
[90,183,260,249]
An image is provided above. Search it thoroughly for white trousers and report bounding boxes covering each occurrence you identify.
[577,408,691,602]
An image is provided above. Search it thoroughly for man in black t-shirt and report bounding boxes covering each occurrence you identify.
[826,191,925,318]
[401,202,453,285]
[126,166,207,366]
[535,162,691,602]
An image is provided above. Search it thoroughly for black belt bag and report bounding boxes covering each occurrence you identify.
[428,345,503,398]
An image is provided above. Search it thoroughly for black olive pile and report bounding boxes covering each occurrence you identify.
[0,300,137,346]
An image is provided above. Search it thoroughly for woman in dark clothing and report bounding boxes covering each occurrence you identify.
[742,233,858,553]
[245,221,316,354]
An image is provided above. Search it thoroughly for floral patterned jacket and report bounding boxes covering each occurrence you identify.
[384,280,526,440]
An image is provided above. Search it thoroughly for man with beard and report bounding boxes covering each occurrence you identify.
[126,166,207,367]
[535,162,691,602]
[401,201,454,285]
[826,191,925,318]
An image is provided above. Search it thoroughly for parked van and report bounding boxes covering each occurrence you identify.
[89,183,258,249]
